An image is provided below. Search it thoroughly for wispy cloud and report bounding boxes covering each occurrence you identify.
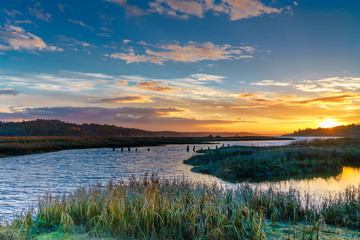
[295,77,360,92]
[0,24,62,52]
[251,80,290,86]
[0,71,104,92]
[0,88,20,96]
[103,0,145,17]
[108,41,255,64]
[57,3,68,12]
[148,0,283,20]
[4,9,22,17]
[28,7,52,22]
[68,19,94,31]
[297,94,357,105]
[136,81,183,92]
[0,106,238,131]
[58,35,92,49]
[149,0,203,19]
[96,95,153,103]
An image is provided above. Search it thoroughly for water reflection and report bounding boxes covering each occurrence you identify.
[0,139,358,219]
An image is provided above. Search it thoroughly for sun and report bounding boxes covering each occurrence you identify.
[319,119,341,128]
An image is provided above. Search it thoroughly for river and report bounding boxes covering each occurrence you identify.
[0,138,358,219]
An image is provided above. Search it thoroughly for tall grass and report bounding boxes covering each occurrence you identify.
[185,138,360,181]
[3,176,360,239]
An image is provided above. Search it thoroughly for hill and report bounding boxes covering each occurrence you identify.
[285,123,360,137]
[0,119,257,137]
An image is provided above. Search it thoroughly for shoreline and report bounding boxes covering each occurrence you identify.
[184,138,360,182]
[0,136,293,158]
[2,176,360,239]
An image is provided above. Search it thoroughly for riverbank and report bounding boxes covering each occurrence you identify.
[1,176,360,239]
[0,136,292,158]
[184,138,360,182]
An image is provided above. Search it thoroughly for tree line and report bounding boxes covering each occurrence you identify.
[289,123,360,137]
[0,119,154,137]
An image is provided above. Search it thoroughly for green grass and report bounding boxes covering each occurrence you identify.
[184,138,360,182]
[2,175,360,239]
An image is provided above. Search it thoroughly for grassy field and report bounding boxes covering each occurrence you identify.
[184,138,360,182]
[0,136,291,158]
[1,176,360,239]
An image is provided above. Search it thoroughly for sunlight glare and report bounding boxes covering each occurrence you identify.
[319,119,341,128]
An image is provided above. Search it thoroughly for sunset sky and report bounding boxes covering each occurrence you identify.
[0,0,359,134]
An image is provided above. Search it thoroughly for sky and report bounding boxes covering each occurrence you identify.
[0,0,359,135]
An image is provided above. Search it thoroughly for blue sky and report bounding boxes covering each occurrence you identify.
[1,0,359,134]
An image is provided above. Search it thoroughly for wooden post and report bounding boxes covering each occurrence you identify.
[187,145,190,152]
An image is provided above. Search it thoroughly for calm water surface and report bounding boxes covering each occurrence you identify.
[0,139,358,219]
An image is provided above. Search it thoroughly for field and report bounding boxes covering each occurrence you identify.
[1,176,360,239]
[184,138,360,182]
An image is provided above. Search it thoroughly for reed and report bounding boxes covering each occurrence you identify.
[2,176,360,239]
[184,138,360,181]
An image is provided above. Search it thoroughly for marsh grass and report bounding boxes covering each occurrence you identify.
[184,138,360,182]
[2,175,360,239]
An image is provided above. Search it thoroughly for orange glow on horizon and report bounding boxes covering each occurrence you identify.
[319,119,341,128]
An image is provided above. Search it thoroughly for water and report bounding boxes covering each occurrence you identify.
[0,139,358,219]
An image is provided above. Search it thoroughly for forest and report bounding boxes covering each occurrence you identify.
[288,124,360,137]
[0,119,156,137]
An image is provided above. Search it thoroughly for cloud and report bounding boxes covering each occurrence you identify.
[136,81,183,92]
[103,0,145,17]
[149,0,203,19]
[109,41,255,64]
[251,80,290,86]
[68,19,94,31]
[0,71,105,92]
[28,7,52,22]
[237,93,257,98]
[115,80,128,85]
[58,35,91,49]
[0,88,20,96]
[148,0,282,20]
[187,73,225,83]
[109,53,165,64]
[295,77,360,92]
[0,24,62,52]
[4,9,22,17]
[0,107,237,131]
[96,95,153,103]
[58,3,68,12]
[297,94,357,105]
[208,0,282,20]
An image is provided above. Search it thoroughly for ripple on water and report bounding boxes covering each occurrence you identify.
[0,139,358,219]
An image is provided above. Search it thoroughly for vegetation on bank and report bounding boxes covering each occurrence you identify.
[286,123,360,137]
[0,119,257,137]
[2,176,360,239]
[0,136,291,158]
[184,138,360,182]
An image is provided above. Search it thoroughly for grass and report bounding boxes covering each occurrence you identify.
[0,136,291,158]
[184,138,360,182]
[2,175,360,239]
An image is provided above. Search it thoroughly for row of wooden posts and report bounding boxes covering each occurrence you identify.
[112,147,150,151]
[112,143,230,152]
